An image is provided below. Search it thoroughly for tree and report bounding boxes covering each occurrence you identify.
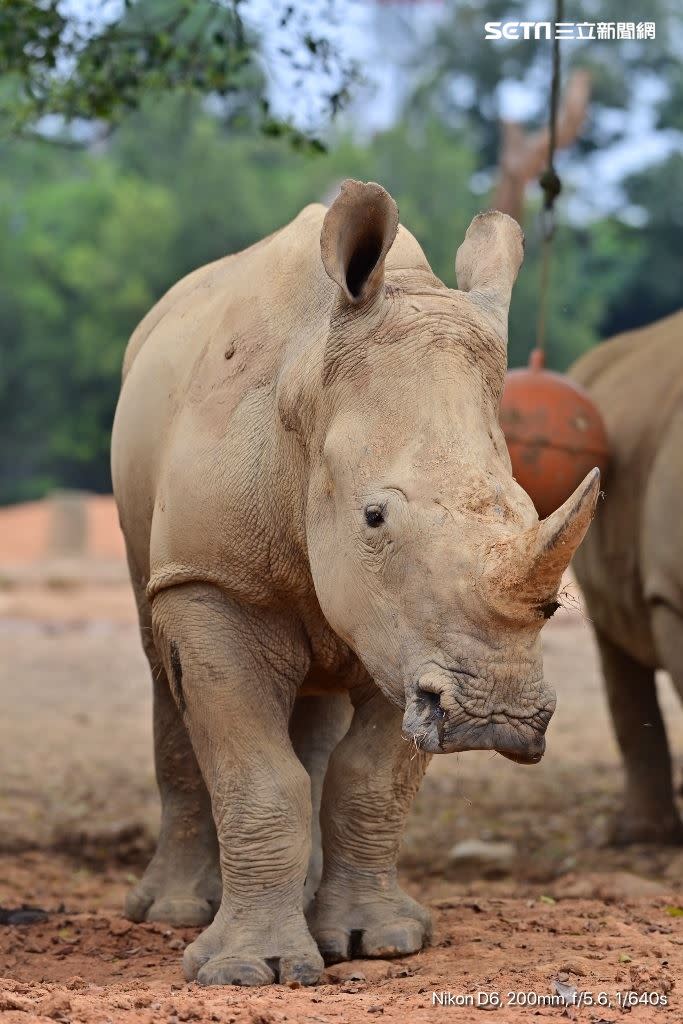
[0,0,356,146]
[408,0,682,172]
[0,150,180,497]
[405,0,683,347]
[0,91,623,502]
[600,152,683,335]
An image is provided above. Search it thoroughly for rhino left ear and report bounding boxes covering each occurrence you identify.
[455,211,524,337]
[321,179,399,305]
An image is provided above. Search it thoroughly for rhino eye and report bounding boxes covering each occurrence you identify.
[364,505,385,528]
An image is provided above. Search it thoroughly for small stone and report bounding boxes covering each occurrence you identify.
[326,959,397,983]
[109,918,133,936]
[552,871,670,901]
[0,994,31,1012]
[38,993,72,1020]
[540,958,583,979]
[65,976,87,990]
[447,839,516,868]
[1,905,49,925]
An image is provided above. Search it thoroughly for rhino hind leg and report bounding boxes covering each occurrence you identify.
[125,575,221,926]
[307,685,432,964]
[650,601,683,807]
[289,694,353,907]
[151,583,324,987]
[597,628,683,845]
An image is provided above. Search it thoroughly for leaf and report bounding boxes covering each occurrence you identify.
[665,905,683,917]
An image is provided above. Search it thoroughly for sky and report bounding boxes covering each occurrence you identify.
[245,0,444,135]
[63,0,683,222]
[244,0,682,221]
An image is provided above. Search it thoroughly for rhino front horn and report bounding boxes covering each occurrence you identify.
[533,468,601,594]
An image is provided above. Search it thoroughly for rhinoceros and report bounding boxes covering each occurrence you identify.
[111,180,599,987]
[570,311,683,845]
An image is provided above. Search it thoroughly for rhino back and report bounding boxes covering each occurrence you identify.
[569,310,683,662]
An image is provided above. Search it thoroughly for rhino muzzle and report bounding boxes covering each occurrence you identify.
[401,674,555,763]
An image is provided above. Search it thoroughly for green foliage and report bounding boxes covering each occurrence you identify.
[0,149,179,496]
[603,153,683,334]
[0,97,630,503]
[409,0,683,166]
[0,0,678,506]
[1,0,246,130]
[405,0,683,343]
[0,0,355,147]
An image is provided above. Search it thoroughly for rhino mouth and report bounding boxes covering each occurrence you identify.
[496,744,545,765]
[401,678,553,762]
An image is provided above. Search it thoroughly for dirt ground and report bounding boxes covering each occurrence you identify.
[1,572,682,1023]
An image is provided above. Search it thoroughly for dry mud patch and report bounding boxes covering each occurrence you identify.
[1,582,682,1022]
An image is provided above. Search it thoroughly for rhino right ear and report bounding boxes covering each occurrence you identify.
[455,211,524,339]
[320,179,399,305]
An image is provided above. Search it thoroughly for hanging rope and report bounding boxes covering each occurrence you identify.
[533,0,563,366]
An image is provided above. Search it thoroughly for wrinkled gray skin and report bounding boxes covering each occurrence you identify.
[571,311,683,845]
[112,180,599,987]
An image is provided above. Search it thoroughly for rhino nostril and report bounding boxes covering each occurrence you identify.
[417,687,446,720]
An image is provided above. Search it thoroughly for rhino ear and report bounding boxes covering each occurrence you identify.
[455,211,524,337]
[320,179,399,304]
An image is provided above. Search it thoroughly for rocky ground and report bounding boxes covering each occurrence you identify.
[1,576,682,1023]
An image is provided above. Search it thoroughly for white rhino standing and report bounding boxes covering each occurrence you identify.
[112,180,599,987]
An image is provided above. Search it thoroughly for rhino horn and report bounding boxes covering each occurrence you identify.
[530,468,601,597]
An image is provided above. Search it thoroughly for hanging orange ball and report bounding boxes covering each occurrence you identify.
[499,348,610,518]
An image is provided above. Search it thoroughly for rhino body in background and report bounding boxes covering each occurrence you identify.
[112,180,598,987]
[571,311,683,844]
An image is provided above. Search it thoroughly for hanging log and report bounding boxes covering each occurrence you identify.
[493,69,590,224]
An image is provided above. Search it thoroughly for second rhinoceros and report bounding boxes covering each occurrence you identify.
[111,180,599,987]
[570,310,683,845]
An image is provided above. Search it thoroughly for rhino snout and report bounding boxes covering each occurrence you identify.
[401,670,555,763]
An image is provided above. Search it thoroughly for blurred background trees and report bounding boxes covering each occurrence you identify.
[0,0,681,502]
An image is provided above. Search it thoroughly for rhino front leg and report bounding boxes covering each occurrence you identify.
[125,572,220,926]
[307,684,431,964]
[289,694,353,907]
[597,629,683,844]
[152,583,323,987]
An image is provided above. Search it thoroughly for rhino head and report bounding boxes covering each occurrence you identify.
[304,180,599,764]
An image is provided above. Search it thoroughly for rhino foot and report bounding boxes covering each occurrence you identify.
[183,910,324,987]
[125,849,222,926]
[308,881,431,965]
[611,810,683,847]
